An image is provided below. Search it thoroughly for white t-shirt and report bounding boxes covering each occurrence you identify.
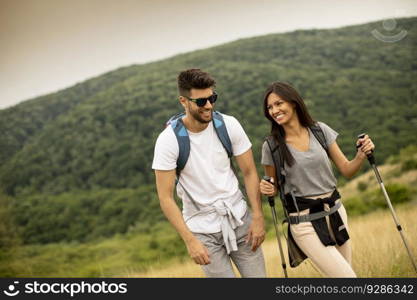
[152,113,251,233]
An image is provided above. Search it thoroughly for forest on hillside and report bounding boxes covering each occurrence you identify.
[0,17,416,248]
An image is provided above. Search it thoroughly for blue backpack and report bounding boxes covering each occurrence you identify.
[166,111,233,177]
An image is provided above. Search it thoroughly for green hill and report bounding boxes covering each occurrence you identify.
[0,17,416,245]
[1,147,416,277]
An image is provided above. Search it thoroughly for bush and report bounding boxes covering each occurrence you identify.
[385,183,412,205]
[10,186,163,245]
[389,145,417,172]
[401,158,417,172]
[344,183,412,216]
[385,145,417,167]
[357,181,368,192]
[344,196,370,216]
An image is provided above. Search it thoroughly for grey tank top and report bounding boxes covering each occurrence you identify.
[261,122,338,197]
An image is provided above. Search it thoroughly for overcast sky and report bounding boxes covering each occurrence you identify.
[1,0,416,109]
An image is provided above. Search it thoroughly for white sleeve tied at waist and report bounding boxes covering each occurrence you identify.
[185,199,244,254]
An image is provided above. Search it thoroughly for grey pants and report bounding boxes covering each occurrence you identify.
[193,210,266,278]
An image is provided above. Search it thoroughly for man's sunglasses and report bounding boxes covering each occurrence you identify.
[183,92,217,107]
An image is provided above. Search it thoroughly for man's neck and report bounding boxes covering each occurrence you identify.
[182,115,210,133]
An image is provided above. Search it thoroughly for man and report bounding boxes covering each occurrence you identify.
[152,68,266,277]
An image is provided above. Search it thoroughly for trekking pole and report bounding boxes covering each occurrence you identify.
[358,133,417,274]
[263,176,288,278]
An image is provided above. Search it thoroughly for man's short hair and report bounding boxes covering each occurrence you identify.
[177,69,216,96]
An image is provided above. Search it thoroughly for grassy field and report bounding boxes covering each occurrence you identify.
[2,153,416,277]
[129,202,417,278]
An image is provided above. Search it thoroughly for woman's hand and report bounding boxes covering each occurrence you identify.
[259,178,276,197]
[356,134,375,159]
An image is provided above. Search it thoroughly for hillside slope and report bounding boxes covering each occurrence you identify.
[1,17,416,196]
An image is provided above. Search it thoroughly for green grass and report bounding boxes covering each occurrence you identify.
[2,148,416,277]
[1,223,187,277]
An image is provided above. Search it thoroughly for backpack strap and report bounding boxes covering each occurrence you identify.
[167,112,189,176]
[265,122,329,199]
[167,111,233,176]
[212,112,249,200]
[166,111,236,211]
[212,111,233,158]
[310,122,328,156]
[265,136,287,203]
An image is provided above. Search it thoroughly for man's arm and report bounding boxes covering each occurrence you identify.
[235,149,265,251]
[154,169,210,265]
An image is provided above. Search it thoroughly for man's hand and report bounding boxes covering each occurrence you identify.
[185,237,211,265]
[245,215,265,251]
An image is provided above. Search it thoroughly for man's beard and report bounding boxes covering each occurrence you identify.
[189,107,212,124]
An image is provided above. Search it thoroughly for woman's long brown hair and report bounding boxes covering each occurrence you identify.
[263,82,315,167]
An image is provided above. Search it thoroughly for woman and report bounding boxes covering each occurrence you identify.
[259,82,375,277]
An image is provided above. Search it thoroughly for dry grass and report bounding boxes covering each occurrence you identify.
[350,203,417,277]
[129,203,417,278]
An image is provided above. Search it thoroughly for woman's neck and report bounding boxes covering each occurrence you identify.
[282,118,305,138]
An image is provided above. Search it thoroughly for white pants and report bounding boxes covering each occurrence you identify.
[290,201,356,277]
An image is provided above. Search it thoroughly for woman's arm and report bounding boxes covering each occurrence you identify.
[328,134,375,178]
